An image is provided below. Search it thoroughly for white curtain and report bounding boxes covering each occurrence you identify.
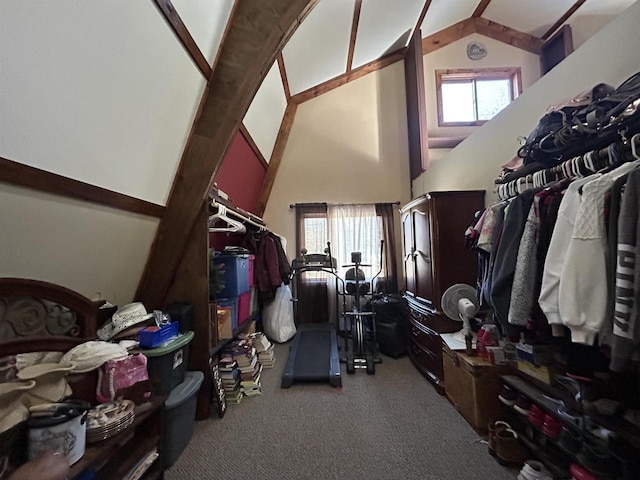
[327,204,383,323]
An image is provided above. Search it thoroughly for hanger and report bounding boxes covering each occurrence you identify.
[208,204,247,234]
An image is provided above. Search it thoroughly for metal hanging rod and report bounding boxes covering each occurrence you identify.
[289,201,401,208]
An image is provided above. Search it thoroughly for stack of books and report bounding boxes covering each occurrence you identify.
[232,338,262,397]
[219,353,242,404]
[251,332,276,368]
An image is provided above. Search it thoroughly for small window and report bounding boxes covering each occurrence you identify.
[436,68,522,127]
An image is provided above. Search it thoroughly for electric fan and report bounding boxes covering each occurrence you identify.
[441,284,480,339]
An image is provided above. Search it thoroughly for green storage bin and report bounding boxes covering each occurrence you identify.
[141,331,194,396]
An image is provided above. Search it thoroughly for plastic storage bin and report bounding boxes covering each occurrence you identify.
[212,254,251,298]
[162,371,204,469]
[237,291,251,325]
[142,331,194,396]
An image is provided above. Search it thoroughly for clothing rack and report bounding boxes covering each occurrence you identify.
[209,196,267,232]
[495,134,640,200]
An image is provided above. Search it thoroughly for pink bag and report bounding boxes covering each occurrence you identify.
[96,354,149,403]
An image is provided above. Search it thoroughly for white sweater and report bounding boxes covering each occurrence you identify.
[559,161,639,344]
[539,176,597,327]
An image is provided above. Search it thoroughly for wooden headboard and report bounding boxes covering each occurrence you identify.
[0,278,99,355]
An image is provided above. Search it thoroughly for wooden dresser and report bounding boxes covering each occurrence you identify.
[401,190,485,393]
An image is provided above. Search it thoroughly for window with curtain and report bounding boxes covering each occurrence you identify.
[295,203,398,295]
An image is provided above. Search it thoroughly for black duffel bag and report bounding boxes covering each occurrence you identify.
[368,294,408,358]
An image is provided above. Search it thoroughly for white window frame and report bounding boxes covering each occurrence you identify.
[435,67,522,127]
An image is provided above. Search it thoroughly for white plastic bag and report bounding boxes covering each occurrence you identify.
[262,283,296,343]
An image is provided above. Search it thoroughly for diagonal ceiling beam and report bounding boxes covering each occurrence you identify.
[291,47,406,104]
[475,18,543,54]
[542,0,586,40]
[277,52,291,101]
[409,0,433,42]
[136,0,318,309]
[472,0,492,17]
[346,0,362,72]
[422,18,476,54]
[422,17,543,55]
[153,0,212,78]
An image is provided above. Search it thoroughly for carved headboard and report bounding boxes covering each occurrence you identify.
[0,278,98,355]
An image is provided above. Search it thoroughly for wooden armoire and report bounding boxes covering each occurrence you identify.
[400,190,485,393]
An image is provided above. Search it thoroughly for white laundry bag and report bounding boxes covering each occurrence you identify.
[262,283,296,343]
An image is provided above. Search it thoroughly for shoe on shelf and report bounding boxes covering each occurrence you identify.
[542,414,563,439]
[514,395,532,416]
[518,460,553,480]
[498,385,517,406]
[528,404,545,427]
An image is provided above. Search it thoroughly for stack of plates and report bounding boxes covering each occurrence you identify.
[86,400,135,443]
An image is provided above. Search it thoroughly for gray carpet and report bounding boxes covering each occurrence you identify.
[165,343,518,480]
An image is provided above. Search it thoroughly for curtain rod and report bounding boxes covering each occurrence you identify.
[289,201,401,208]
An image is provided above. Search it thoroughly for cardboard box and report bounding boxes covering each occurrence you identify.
[217,308,233,340]
[517,360,553,384]
[516,342,558,365]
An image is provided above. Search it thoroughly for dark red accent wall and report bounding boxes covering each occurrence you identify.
[211,129,267,251]
[214,129,267,215]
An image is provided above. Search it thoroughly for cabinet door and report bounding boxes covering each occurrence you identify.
[401,210,416,294]
[413,205,434,301]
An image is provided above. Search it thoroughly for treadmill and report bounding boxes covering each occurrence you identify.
[281,245,343,388]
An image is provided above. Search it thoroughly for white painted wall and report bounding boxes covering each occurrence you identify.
[414,0,640,202]
[0,0,205,206]
[172,0,235,65]
[423,33,542,140]
[243,61,288,161]
[263,62,412,264]
[0,1,205,304]
[0,184,158,305]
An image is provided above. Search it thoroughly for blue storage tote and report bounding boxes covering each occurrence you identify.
[162,371,204,469]
[211,253,252,298]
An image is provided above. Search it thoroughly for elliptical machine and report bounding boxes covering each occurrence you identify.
[340,241,384,374]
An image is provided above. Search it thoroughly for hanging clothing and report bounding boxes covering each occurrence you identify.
[490,189,538,337]
[559,161,639,344]
[611,167,640,370]
[539,176,597,328]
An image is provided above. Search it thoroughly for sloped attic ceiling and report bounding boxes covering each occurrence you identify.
[0,0,634,308]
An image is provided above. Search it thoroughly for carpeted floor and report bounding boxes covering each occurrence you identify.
[165,343,518,480]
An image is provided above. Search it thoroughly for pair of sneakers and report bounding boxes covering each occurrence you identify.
[517,460,552,480]
[498,384,532,415]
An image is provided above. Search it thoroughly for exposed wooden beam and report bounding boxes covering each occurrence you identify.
[136,0,318,310]
[0,156,165,218]
[255,102,298,216]
[474,18,543,54]
[422,18,476,54]
[153,0,212,79]
[291,47,406,104]
[542,0,586,40]
[410,0,433,40]
[405,29,429,181]
[239,123,268,168]
[277,52,291,101]
[472,0,492,17]
[422,17,543,55]
[346,0,362,72]
[211,0,239,74]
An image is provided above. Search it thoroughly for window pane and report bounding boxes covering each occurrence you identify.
[303,218,327,254]
[442,81,474,123]
[476,79,511,121]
